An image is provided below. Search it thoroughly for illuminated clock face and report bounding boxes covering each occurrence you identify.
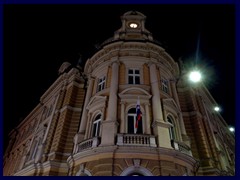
[129,23,138,28]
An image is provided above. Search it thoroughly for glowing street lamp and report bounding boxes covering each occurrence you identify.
[229,127,235,133]
[189,70,202,83]
[214,106,220,112]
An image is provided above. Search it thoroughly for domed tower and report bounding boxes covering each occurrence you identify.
[70,11,198,176]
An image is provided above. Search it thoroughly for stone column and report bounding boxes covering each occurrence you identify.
[76,76,94,142]
[100,61,119,146]
[149,62,171,148]
[144,103,151,134]
[106,62,119,121]
[120,102,125,133]
[149,63,163,121]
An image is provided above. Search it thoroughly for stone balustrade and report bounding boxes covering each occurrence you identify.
[117,134,157,147]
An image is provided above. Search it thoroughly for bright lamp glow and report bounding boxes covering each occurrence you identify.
[214,106,220,112]
[189,71,202,83]
[130,23,138,28]
[229,127,235,132]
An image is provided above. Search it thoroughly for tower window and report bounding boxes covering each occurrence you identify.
[161,78,169,93]
[128,69,140,84]
[97,76,106,92]
[92,114,101,137]
[128,108,142,134]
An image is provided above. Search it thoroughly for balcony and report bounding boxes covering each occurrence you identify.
[117,134,157,147]
[172,140,192,156]
[77,137,100,152]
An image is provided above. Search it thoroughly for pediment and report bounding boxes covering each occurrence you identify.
[86,96,107,111]
[119,87,151,100]
[162,98,180,112]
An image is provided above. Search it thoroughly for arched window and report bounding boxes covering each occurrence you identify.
[167,116,175,141]
[92,114,101,137]
[128,108,142,134]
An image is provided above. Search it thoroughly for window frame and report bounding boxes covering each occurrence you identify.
[161,78,169,94]
[92,114,101,137]
[128,68,140,85]
[97,76,106,92]
[127,108,143,134]
[167,116,176,141]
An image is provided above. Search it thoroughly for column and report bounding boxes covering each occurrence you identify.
[100,61,119,146]
[106,61,119,121]
[77,76,94,141]
[144,103,151,134]
[120,102,125,133]
[149,63,163,121]
[149,62,171,148]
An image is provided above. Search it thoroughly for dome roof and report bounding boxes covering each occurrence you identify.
[122,10,146,18]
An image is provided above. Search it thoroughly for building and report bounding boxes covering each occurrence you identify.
[3,11,235,176]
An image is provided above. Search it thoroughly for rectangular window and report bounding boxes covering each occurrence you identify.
[161,78,169,94]
[128,69,140,84]
[97,76,106,92]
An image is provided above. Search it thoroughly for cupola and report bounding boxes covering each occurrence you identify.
[113,11,153,41]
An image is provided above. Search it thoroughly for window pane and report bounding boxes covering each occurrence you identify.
[96,114,101,120]
[135,76,140,84]
[128,116,134,134]
[129,76,133,84]
[93,123,97,137]
[136,119,143,134]
[98,85,101,92]
[128,108,136,113]
[97,121,101,136]
[135,70,140,74]
[129,69,133,74]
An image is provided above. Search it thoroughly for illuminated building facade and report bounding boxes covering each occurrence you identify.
[3,11,235,176]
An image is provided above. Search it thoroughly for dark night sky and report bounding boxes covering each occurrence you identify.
[3,4,235,150]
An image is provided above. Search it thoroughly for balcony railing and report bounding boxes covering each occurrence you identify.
[77,137,100,152]
[117,134,157,147]
[172,140,192,156]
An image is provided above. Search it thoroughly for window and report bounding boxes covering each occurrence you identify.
[128,69,140,84]
[128,108,142,134]
[97,76,106,92]
[167,116,176,148]
[161,78,169,93]
[92,115,101,137]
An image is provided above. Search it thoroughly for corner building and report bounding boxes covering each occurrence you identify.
[4,11,235,176]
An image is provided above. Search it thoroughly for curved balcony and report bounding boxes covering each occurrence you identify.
[117,134,157,147]
[77,137,100,153]
[171,140,192,156]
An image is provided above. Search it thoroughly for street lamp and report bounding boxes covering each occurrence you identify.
[188,70,202,83]
[214,106,220,112]
[229,127,235,133]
